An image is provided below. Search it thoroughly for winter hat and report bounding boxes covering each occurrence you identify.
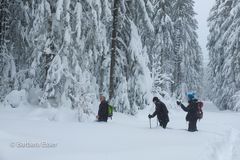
[187,92,195,101]
[152,97,159,102]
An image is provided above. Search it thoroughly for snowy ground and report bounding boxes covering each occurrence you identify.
[0,101,240,160]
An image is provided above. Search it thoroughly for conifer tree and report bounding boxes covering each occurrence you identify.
[172,0,203,99]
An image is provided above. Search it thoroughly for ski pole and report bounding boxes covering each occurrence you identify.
[149,118,152,129]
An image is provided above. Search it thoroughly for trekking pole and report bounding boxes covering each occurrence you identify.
[149,118,152,129]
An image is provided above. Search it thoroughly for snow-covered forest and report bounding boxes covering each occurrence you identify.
[1,0,240,160]
[207,0,240,111]
[0,0,208,118]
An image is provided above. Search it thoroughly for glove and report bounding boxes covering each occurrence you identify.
[148,114,152,119]
[176,101,181,105]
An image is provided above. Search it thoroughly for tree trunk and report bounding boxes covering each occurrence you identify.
[43,2,55,87]
[172,22,182,97]
[109,0,119,101]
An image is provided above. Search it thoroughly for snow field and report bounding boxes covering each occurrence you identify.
[0,101,240,160]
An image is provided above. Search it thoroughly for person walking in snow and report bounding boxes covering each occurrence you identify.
[96,95,108,122]
[177,93,199,132]
[148,97,169,129]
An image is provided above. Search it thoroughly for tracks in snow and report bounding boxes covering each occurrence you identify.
[204,129,240,160]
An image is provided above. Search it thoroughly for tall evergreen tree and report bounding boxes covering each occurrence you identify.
[107,0,153,114]
[172,0,203,99]
[0,0,15,101]
[149,0,175,96]
[40,0,105,119]
[208,0,240,110]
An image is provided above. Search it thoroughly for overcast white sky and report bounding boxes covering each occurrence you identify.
[194,0,215,64]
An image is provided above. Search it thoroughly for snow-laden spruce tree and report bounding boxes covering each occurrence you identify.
[127,21,152,113]
[23,0,53,90]
[0,0,54,101]
[208,0,229,109]
[171,0,203,99]
[109,0,153,114]
[125,0,153,113]
[148,0,175,97]
[39,0,101,120]
[0,0,16,101]
[208,0,240,110]
[225,0,240,111]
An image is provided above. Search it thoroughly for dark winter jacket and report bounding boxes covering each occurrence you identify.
[180,100,198,121]
[98,100,108,122]
[151,100,169,123]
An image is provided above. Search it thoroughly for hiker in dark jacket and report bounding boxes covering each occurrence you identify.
[148,97,169,129]
[177,93,198,132]
[96,96,108,122]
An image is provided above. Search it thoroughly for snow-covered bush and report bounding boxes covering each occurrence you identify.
[4,90,28,108]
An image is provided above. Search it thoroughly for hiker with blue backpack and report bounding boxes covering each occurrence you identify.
[177,93,203,132]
